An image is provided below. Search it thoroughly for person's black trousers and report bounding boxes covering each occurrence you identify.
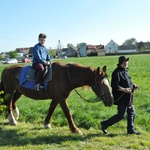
[103,104,135,132]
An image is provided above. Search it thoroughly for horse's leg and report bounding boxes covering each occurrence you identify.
[3,88,21,125]
[59,100,83,135]
[44,100,58,129]
[6,93,18,125]
[12,90,22,121]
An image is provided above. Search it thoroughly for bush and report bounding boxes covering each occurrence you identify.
[0,91,6,114]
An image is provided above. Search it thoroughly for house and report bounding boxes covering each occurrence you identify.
[62,43,88,57]
[17,52,24,57]
[61,44,78,57]
[0,52,9,58]
[105,40,119,54]
[62,45,78,57]
[77,43,105,57]
[87,44,105,56]
[16,47,33,57]
[78,43,87,57]
[118,45,137,53]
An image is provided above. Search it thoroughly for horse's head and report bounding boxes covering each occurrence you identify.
[92,66,114,106]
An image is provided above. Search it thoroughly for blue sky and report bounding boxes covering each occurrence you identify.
[0,0,150,52]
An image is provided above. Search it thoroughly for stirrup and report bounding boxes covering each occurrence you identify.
[35,83,40,91]
[40,85,44,89]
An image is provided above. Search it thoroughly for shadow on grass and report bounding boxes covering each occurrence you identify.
[0,129,91,146]
[0,125,128,147]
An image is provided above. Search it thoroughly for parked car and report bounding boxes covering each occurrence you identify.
[22,58,32,63]
[0,58,10,64]
[5,58,18,64]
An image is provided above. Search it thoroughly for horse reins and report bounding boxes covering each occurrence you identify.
[66,68,97,103]
[67,68,128,106]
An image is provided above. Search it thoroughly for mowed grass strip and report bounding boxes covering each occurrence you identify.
[0,54,150,150]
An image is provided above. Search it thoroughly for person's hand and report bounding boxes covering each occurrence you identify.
[46,61,50,65]
[134,84,140,90]
[123,88,132,93]
[118,87,132,93]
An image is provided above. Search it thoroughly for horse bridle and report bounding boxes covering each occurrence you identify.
[92,76,107,101]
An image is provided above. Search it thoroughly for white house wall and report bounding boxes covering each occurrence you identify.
[79,43,87,57]
[118,49,137,53]
[105,40,119,54]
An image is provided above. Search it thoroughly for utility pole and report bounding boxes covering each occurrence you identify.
[57,40,62,57]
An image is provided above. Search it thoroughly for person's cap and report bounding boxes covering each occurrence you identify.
[118,56,129,65]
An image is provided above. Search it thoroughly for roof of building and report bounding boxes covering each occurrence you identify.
[118,45,136,50]
[16,47,33,54]
[87,44,104,49]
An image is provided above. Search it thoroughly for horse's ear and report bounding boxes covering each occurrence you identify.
[102,65,107,72]
[97,67,100,74]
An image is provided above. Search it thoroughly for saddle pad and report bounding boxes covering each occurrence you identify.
[15,65,52,90]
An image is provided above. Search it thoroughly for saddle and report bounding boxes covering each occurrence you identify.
[15,65,52,90]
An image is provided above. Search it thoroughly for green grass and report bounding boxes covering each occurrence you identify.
[0,54,150,150]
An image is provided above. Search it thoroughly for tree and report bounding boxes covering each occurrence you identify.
[48,49,56,57]
[137,41,144,52]
[9,50,18,58]
[122,38,137,45]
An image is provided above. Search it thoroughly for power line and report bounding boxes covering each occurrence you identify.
[0,36,79,51]
[0,36,36,42]
[0,36,61,45]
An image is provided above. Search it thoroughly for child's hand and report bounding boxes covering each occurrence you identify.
[46,61,50,65]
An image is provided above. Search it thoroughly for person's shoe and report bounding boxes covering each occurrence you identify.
[127,130,141,135]
[100,121,107,134]
[35,83,40,91]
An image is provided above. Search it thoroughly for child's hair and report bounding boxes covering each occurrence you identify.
[38,33,46,39]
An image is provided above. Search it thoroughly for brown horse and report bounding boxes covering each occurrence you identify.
[0,62,114,134]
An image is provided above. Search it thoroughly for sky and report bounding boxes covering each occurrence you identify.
[0,0,150,52]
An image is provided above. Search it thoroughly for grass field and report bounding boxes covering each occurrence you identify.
[0,54,150,150]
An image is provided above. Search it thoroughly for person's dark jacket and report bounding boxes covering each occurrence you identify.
[111,65,134,105]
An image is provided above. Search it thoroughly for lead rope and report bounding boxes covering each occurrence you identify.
[113,92,133,108]
[113,93,125,103]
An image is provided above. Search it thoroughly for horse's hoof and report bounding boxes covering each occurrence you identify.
[44,123,52,129]
[73,129,83,135]
[78,130,83,135]
[8,113,17,125]
[13,107,19,121]
[10,122,17,126]
[10,120,17,126]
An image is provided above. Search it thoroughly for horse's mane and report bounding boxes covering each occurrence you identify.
[66,62,95,71]
[52,62,95,73]
[64,62,106,76]
[54,61,92,67]
[68,62,108,78]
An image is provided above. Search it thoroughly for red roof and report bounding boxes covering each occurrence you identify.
[87,44,104,50]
